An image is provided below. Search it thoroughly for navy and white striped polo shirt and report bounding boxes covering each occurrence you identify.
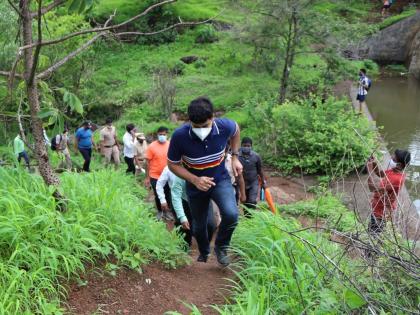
[168,118,238,195]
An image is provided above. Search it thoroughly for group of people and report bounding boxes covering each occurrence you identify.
[13,91,412,264]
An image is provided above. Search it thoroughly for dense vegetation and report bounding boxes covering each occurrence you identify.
[0,168,187,314]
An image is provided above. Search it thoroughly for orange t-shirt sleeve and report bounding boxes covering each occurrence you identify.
[145,145,154,160]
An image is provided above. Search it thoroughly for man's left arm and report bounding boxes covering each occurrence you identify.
[230,123,243,177]
[256,155,266,188]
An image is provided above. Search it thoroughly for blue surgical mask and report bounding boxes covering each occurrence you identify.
[241,147,251,155]
[158,135,167,143]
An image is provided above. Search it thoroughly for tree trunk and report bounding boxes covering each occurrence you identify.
[21,0,61,188]
[278,9,298,104]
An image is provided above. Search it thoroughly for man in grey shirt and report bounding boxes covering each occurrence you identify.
[238,137,266,215]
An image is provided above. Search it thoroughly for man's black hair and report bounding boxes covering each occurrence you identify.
[360,68,367,75]
[126,123,135,132]
[395,149,411,167]
[82,121,91,127]
[188,97,214,124]
[105,117,113,124]
[157,126,168,133]
[242,137,253,145]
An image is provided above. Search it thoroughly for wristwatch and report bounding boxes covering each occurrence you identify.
[231,151,239,156]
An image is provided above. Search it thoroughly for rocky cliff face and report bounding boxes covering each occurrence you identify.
[359,12,420,78]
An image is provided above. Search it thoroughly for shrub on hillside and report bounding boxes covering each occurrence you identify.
[243,95,376,176]
[195,24,219,44]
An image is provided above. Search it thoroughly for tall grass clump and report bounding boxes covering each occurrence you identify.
[0,168,187,314]
[211,211,419,314]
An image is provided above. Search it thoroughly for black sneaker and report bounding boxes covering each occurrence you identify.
[197,253,209,263]
[214,247,230,267]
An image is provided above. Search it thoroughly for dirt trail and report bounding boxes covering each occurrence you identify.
[67,253,231,315]
[66,172,310,314]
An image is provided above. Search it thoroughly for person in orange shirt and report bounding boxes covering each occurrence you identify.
[144,126,171,219]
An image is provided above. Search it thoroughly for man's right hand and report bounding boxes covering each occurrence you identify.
[161,203,169,212]
[181,221,190,230]
[192,176,216,192]
[144,177,150,188]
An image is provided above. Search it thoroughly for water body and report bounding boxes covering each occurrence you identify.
[367,75,420,211]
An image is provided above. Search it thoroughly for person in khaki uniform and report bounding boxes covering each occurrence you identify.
[100,118,120,168]
[56,129,72,170]
[134,132,148,174]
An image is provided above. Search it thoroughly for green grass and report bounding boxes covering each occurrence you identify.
[379,9,418,30]
[0,168,188,313]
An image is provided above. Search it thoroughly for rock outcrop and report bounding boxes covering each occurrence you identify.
[359,11,420,78]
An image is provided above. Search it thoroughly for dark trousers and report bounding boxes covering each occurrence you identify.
[79,148,92,172]
[150,178,171,213]
[368,214,385,234]
[17,151,30,168]
[244,180,259,217]
[188,179,239,256]
[124,156,135,174]
[175,199,216,248]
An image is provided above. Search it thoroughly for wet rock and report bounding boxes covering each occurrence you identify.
[180,56,199,64]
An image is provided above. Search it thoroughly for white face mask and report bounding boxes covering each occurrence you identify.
[389,159,398,169]
[192,127,212,141]
[158,135,167,143]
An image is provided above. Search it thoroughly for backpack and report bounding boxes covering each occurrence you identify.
[51,134,62,151]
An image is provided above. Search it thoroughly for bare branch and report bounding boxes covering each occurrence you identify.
[37,32,105,80]
[28,0,43,86]
[20,0,178,50]
[6,0,23,18]
[0,71,23,79]
[31,0,66,18]
[114,18,213,38]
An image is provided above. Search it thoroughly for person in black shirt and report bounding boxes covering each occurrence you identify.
[238,137,266,215]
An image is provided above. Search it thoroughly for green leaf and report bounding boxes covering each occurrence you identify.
[62,91,83,114]
[37,108,56,119]
[68,0,82,13]
[344,289,366,310]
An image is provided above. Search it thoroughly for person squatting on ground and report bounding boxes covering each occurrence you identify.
[156,166,176,221]
[171,174,216,251]
[100,118,120,169]
[123,124,137,175]
[239,137,266,216]
[145,126,171,219]
[14,133,30,169]
[75,121,95,172]
[356,68,370,113]
[366,149,411,234]
[168,96,243,266]
[55,129,72,170]
[134,132,148,174]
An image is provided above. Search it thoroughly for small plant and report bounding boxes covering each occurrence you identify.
[195,24,219,44]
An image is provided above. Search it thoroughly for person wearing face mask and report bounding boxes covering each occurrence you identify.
[134,132,148,174]
[167,96,243,266]
[75,121,96,172]
[100,118,120,169]
[366,149,411,234]
[145,126,171,219]
[123,124,137,175]
[238,137,266,216]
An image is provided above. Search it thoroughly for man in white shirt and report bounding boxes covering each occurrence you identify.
[123,124,137,175]
[356,68,370,113]
[156,166,176,221]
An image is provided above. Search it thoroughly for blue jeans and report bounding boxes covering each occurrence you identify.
[188,179,239,256]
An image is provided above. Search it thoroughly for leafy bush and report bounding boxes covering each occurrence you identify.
[195,24,219,44]
[281,193,359,232]
[0,169,187,313]
[243,95,376,176]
